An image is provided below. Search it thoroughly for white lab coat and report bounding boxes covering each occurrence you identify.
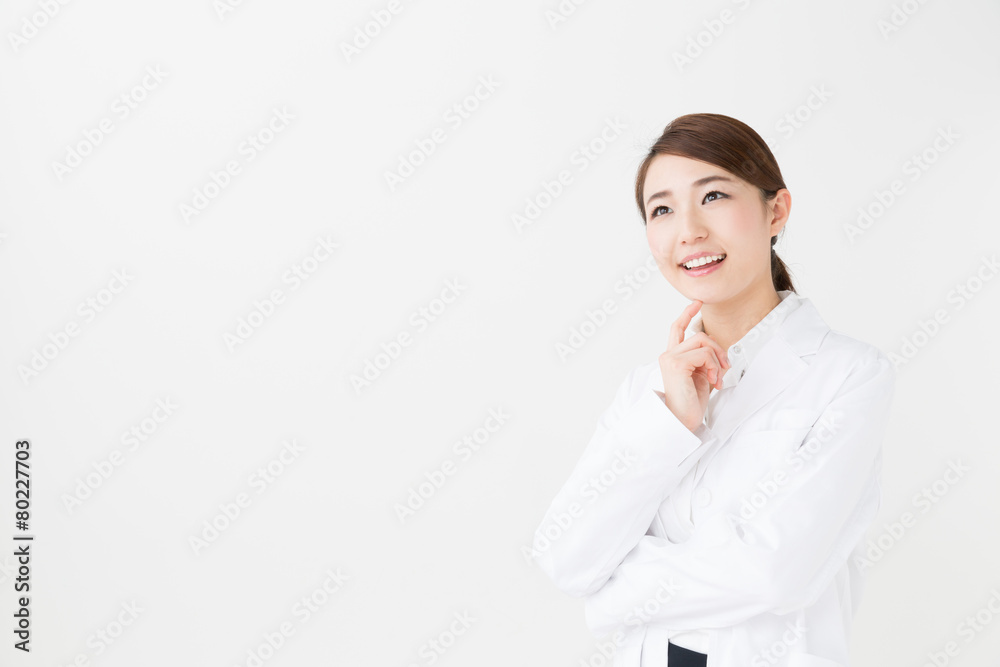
[532,296,896,666]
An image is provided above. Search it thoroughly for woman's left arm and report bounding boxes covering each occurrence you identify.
[583,349,896,634]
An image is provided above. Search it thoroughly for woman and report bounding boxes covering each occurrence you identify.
[532,113,896,666]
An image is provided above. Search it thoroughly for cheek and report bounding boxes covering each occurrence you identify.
[647,238,670,271]
[646,226,672,257]
[724,212,770,255]
[728,209,762,235]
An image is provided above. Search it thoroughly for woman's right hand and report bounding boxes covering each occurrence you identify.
[657,300,731,432]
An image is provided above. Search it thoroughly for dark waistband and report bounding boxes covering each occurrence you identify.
[667,640,708,666]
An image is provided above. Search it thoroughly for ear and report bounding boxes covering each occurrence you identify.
[768,188,791,237]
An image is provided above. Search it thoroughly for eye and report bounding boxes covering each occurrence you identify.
[648,191,728,221]
[649,205,670,220]
[704,190,728,202]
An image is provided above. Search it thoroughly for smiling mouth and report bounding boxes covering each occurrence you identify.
[680,254,727,271]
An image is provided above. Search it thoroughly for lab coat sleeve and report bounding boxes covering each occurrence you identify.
[583,350,896,634]
[532,365,717,598]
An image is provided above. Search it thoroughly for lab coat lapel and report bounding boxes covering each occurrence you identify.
[708,298,830,446]
[652,298,831,449]
[704,336,807,446]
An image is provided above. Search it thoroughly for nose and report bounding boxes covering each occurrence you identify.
[676,207,709,244]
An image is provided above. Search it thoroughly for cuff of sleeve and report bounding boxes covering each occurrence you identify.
[692,422,716,444]
[617,388,712,466]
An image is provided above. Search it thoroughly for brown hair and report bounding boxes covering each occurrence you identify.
[634,113,795,293]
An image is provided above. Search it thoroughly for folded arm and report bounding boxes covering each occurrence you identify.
[583,351,896,633]
[532,364,717,598]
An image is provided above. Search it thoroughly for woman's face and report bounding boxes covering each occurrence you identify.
[643,153,788,305]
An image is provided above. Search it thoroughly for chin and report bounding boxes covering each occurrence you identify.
[676,283,732,305]
[673,275,717,296]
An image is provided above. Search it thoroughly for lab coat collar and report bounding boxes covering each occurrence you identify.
[652,294,831,446]
[683,290,802,390]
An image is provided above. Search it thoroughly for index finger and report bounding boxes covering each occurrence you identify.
[668,299,702,349]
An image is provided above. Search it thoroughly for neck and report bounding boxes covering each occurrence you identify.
[700,286,782,352]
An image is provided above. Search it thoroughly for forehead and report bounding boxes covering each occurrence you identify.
[644,154,741,195]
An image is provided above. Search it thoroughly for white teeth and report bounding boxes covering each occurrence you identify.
[682,254,725,269]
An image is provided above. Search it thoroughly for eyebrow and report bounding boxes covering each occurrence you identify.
[645,175,739,208]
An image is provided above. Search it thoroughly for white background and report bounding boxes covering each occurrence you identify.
[2,0,999,665]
